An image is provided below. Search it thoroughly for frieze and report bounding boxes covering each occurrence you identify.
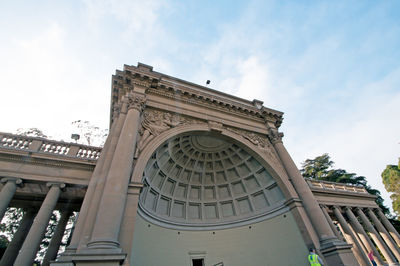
[135,109,206,156]
[112,65,284,128]
[0,153,96,171]
[147,87,268,123]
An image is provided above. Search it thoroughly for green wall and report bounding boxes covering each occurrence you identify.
[130,211,309,266]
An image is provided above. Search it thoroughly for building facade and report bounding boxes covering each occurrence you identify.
[1,63,400,265]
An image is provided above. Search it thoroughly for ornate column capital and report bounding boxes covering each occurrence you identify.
[127,93,146,112]
[46,182,66,190]
[1,177,22,186]
[267,127,284,144]
[343,206,354,214]
[112,103,122,118]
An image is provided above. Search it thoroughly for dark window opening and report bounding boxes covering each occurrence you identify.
[192,258,204,266]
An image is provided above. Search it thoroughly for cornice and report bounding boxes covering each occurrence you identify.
[310,187,377,200]
[110,63,284,128]
[146,86,266,123]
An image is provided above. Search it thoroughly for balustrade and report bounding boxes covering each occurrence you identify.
[0,132,101,160]
[0,133,31,150]
[307,179,367,193]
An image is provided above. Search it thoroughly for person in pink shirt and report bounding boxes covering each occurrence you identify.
[368,251,377,266]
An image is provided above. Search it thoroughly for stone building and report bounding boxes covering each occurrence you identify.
[0,63,400,265]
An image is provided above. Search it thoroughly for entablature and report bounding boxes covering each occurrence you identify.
[110,63,283,129]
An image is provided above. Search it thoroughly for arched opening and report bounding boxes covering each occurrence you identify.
[138,132,287,230]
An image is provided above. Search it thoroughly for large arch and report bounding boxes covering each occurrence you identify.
[127,124,310,265]
[131,123,298,201]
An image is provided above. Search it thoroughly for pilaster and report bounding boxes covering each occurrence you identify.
[75,92,145,265]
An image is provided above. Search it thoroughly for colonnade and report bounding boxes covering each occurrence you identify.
[322,204,400,266]
[0,177,74,266]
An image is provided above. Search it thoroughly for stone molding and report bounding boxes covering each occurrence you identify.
[0,153,96,171]
[111,63,284,128]
[137,202,289,231]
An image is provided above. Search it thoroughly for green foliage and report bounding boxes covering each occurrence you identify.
[0,235,9,248]
[301,154,390,215]
[301,153,334,180]
[0,207,24,241]
[381,159,400,219]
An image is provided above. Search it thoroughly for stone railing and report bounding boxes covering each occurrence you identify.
[306,179,367,194]
[0,132,102,160]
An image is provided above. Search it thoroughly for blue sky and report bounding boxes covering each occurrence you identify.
[1,0,399,212]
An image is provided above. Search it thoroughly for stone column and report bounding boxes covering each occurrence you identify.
[345,207,384,265]
[332,206,370,266]
[357,208,397,264]
[347,221,368,255]
[321,205,343,240]
[87,93,145,251]
[266,127,357,265]
[0,209,36,266]
[42,210,72,266]
[267,129,336,241]
[376,208,400,247]
[69,101,128,251]
[14,183,65,266]
[367,208,400,261]
[0,177,22,221]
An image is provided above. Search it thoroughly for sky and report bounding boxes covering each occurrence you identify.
[1,0,399,213]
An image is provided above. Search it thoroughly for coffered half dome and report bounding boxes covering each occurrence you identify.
[139,133,287,230]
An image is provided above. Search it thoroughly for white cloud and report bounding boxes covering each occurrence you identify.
[285,68,400,208]
[0,22,109,140]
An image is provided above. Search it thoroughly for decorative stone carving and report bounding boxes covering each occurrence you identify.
[267,128,284,144]
[112,104,121,118]
[132,78,151,88]
[208,121,223,132]
[136,109,207,155]
[127,93,146,112]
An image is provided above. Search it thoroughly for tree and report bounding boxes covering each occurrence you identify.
[15,128,48,138]
[71,120,108,147]
[382,159,400,219]
[301,153,390,215]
